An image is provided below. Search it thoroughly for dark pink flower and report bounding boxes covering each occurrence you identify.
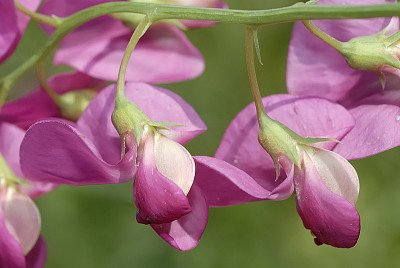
[0,122,53,268]
[39,0,210,83]
[0,72,105,130]
[0,0,41,63]
[215,94,361,247]
[286,0,400,159]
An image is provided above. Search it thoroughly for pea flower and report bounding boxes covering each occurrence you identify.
[215,94,361,247]
[0,72,105,129]
[38,0,215,83]
[19,82,262,250]
[286,0,400,159]
[0,122,55,268]
[0,0,41,63]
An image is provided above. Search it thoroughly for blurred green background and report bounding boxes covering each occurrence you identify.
[2,0,400,267]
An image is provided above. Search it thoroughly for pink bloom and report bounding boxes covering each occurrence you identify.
[0,72,105,130]
[215,94,361,247]
[39,0,209,83]
[0,122,54,268]
[286,0,400,159]
[0,0,41,63]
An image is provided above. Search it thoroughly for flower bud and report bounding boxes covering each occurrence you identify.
[56,89,97,121]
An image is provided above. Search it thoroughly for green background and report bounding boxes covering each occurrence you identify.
[2,0,400,267]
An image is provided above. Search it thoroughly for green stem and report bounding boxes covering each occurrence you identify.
[2,2,400,108]
[14,0,61,27]
[36,61,60,104]
[116,17,152,105]
[245,27,266,120]
[302,20,344,51]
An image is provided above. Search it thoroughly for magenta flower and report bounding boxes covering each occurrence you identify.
[215,94,361,247]
[0,0,41,63]
[38,0,210,83]
[0,122,55,268]
[19,82,263,250]
[0,72,105,130]
[287,0,400,159]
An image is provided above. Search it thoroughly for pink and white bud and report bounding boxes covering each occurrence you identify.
[134,128,195,224]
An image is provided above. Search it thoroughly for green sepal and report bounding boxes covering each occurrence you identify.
[149,121,187,129]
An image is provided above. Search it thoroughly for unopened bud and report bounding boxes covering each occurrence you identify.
[57,89,97,121]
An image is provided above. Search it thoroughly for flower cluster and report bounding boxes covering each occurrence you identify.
[0,0,399,266]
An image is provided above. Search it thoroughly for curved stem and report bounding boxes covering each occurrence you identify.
[36,61,60,104]
[14,0,61,27]
[245,27,266,119]
[116,17,152,105]
[302,20,344,51]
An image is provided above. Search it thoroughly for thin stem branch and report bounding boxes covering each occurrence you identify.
[14,0,60,27]
[116,16,152,105]
[245,27,266,119]
[35,62,60,104]
[302,20,343,51]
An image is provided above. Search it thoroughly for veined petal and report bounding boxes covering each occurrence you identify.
[154,133,195,195]
[25,236,46,268]
[134,132,191,224]
[20,120,137,185]
[287,0,397,102]
[193,156,281,205]
[151,184,208,251]
[51,17,204,83]
[333,104,400,159]
[294,151,360,248]
[0,0,18,63]
[3,188,41,256]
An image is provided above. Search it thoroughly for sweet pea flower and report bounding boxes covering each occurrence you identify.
[20,82,260,250]
[0,72,105,129]
[0,0,41,63]
[215,94,361,247]
[38,0,211,83]
[0,122,55,268]
[287,0,400,159]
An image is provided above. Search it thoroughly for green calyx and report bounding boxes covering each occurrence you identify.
[340,29,400,87]
[257,113,338,177]
[56,89,97,121]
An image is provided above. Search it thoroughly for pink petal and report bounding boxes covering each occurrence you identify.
[193,156,290,205]
[333,104,400,159]
[1,72,105,130]
[4,189,41,255]
[134,132,191,224]
[287,0,397,102]
[0,0,18,63]
[215,95,354,198]
[0,188,25,268]
[154,133,195,195]
[294,150,360,248]
[20,120,137,185]
[151,183,208,251]
[52,17,204,83]
[25,236,46,268]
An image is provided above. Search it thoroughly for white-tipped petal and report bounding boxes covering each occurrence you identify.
[4,188,41,255]
[154,134,195,195]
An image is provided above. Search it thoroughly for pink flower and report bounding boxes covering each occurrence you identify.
[0,0,41,63]
[20,82,261,250]
[0,122,54,268]
[215,94,361,247]
[38,0,210,83]
[0,72,105,129]
[286,0,400,159]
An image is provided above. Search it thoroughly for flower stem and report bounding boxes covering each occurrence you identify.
[302,20,344,52]
[115,16,152,105]
[36,61,60,104]
[245,27,266,120]
[14,0,61,27]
